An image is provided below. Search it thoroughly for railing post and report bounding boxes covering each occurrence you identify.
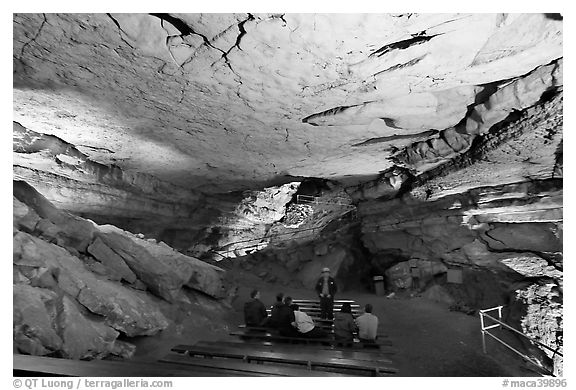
[479,311,487,354]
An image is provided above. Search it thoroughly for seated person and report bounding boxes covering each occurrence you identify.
[243,289,268,326]
[334,302,358,344]
[276,296,300,337]
[291,304,327,339]
[263,292,284,328]
[355,303,379,343]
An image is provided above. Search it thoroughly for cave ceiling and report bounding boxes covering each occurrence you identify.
[13,13,563,194]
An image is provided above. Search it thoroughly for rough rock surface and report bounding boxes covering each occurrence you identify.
[12,13,563,374]
[13,122,217,251]
[13,180,232,360]
[96,224,227,300]
[87,237,138,283]
[14,230,170,336]
[189,182,300,259]
[360,180,562,269]
[13,285,63,356]
[57,296,121,360]
[13,13,562,193]
[508,281,563,376]
[359,178,562,374]
[13,180,96,252]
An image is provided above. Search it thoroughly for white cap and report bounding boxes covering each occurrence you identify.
[322,267,330,273]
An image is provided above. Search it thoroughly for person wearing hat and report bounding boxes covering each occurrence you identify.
[315,267,338,319]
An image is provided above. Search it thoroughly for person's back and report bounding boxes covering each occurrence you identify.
[276,296,299,337]
[267,293,285,328]
[356,304,378,342]
[292,304,326,339]
[334,312,357,340]
[243,290,268,326]
[333,302,357,342]
[293,309,315,334]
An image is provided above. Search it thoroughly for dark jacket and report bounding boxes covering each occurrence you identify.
[244,298,268,326]
[267,301,284,328]
[333,312,357,340]
[315,276,337,297]
[275,304,296,332]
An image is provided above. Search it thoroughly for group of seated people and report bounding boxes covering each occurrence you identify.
[243,290,379,344]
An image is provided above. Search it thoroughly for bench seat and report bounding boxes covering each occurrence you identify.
[169,344,397,375]
[159,353,354,376]
[189,341,395,363]
[13,354,248,377]
[229,331,392,347]
[238,324,388,338]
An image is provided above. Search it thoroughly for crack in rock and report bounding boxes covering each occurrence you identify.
[352,131,437,147]
[222,13,254,57]
[78,145,115,154]
[18,13,47,61]
[149,13,231,70]
[370,31,442,57]
[106,14,135,49]
[373,54,427,76]
[302,104,361,125]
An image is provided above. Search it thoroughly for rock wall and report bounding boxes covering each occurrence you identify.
[359,179,562,374]
[189,182,300,259]
[229,219,372,292]
[13,122,232,251]
[13,180,230,360]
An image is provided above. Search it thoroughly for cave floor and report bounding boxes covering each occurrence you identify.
[130,271,542,377]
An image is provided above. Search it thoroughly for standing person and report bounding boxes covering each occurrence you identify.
[334,302,358,345]
[276,296,300,337]
[291,304,327,339]
[315,267,337,319]
[355,303,379,343]
[243,289,268,326]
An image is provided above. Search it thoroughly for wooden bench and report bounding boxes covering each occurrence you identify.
[189,341,396,363]
[169,344,397,375]
[264,310,353,324]
[230,330,392,347]
[238,324,389,338]
[13,354,252,377]
[159,352,353,376]
[293,299,357,304]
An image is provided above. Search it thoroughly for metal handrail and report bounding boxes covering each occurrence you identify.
[479,306,562,375]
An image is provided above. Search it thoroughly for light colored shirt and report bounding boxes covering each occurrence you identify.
[293,310,315,333]
[356,313,378,340]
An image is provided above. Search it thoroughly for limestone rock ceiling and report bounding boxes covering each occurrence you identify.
[13,13,563,193]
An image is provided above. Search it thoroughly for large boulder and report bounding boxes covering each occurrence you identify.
[483,223,562,253]
[13,231,169,336]
[76,279,169,337]
[13,284,137,359]
[57,296,122,359]
[87,237,138,283]
[96,225,227,300]
[13,180,96,252]
[13,196,41,233]
[421,284,457,306]
[13,284,62,356]
[499,254,563,280]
